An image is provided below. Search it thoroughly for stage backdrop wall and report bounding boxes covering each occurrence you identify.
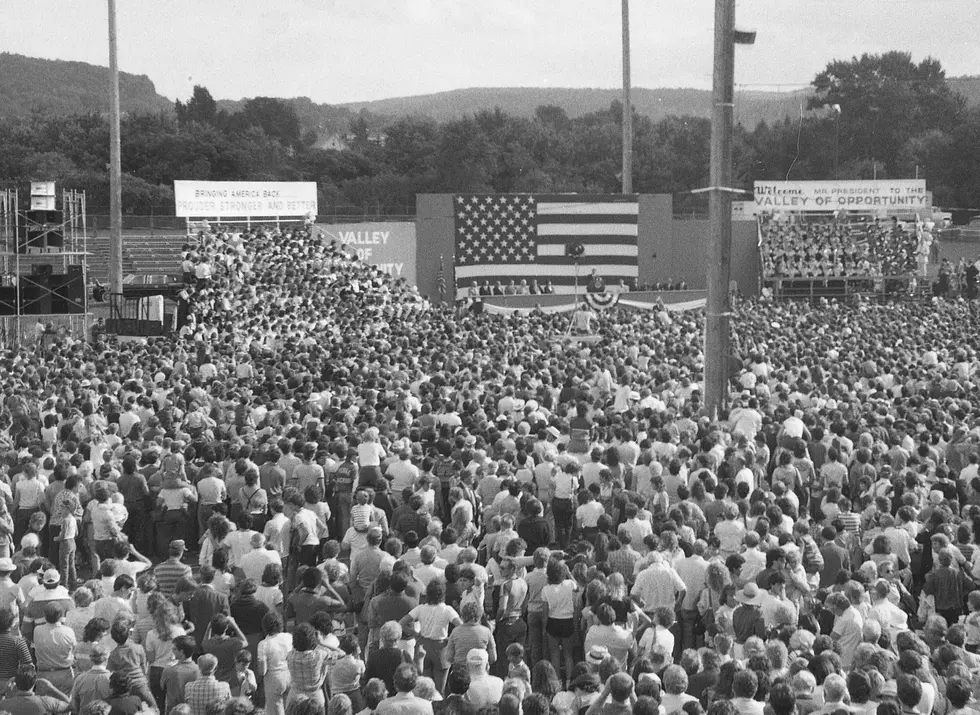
[316,222,417,286]
[414,194,761,300]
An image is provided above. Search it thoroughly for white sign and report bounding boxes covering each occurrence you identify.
[732,201,759,220]
[174,180,318,218]
[753,180,930,212]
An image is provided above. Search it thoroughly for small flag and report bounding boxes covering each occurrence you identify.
[437,255,446,303]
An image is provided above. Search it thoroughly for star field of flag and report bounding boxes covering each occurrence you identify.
[452,193,640,297]
[456,195,537,266]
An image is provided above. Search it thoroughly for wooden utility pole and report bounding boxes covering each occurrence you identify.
[704,0,736,418]
[108,0,123,294]
[621,0,633,194]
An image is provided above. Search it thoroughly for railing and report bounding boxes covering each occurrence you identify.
[106,292,173,336]
[763,275,918,302]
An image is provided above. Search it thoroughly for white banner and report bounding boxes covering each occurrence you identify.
[753,180,930,212]
[174,180,318,218]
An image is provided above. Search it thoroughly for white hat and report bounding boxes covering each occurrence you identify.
[42,568,60,586]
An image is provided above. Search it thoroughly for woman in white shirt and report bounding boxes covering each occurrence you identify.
[356,429,386,488]
[400,580,461,693]
[257,612,293,715]
[542,560,579,688]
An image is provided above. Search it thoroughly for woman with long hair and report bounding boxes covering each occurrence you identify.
[144,599,186,706]
[697,561,731,642]
[531,660,562,701]
[603,572,630,625]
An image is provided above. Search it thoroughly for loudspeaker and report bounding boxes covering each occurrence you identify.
[52,271,85,314]
[20,284,52,315]
[19,210,64,252]
[0,288,15,316]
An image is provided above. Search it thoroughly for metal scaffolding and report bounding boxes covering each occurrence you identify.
[0,188,90,346]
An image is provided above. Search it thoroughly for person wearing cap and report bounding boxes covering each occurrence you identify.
[23,568,72,646]
[154,540,193,598]
[69,641,112,712]
[0,558,24,624]
[731,582,767,658]
[464,648,503,708]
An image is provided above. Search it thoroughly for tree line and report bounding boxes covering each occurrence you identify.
[0,51,977,216]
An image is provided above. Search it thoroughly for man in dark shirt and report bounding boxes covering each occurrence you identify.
[365,621,413,696]
[516,499,552,551]
[754,548,785,590]
[818,526,849,590]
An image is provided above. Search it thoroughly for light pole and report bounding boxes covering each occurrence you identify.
[621,0,633,194]
[704,0,754,418]
[108,0,123,294]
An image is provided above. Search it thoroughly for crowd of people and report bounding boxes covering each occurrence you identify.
[2,220,980,715]
[759,215,919,279]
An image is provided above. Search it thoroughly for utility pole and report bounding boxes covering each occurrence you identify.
[704,0,736,418]
[108,0,123,294]
[621,0,633,194]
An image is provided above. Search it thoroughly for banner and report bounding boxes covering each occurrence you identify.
[482,296,705,316]
[316,222,417,286]
[174,180,318,218]
[753,180,930,212]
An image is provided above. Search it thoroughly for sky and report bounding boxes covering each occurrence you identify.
[2,0,978,104]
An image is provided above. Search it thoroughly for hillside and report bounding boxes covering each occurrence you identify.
[2,52,978,134]
[0,53,172,118]
[337,86,813,127]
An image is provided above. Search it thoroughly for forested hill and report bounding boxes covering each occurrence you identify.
[338,86,811,127]
[0,53,172,118]
[2,50,978,133]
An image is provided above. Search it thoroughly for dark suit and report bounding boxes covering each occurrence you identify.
[185,584,229,650]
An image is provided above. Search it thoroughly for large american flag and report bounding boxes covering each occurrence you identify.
[453,194,639,297]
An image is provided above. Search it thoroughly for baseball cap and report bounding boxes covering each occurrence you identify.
[42,569,60,586]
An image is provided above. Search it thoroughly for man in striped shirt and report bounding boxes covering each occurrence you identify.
[154,540,192,597]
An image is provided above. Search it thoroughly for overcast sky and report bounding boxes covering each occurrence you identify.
[2,0,977,104]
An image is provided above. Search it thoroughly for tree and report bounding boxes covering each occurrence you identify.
[232,97,302,149]
[175,85,218,126]
[809,52,965,173]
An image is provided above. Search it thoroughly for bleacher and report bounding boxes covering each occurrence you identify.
[86,234,186,283]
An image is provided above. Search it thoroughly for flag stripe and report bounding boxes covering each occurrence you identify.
[536,255,638,266]
[537,244,637,257]
[535,235,640,246]
[456,264,638,279]
[537,202,639,216]
[535,194,639,204]
[537,223,638,235]
[536,215,639,226]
